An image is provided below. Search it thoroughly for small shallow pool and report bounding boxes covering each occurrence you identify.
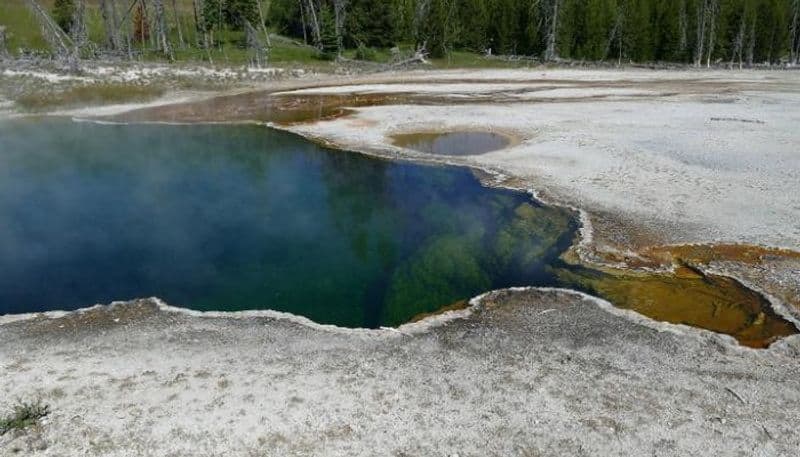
[391,131,512,156]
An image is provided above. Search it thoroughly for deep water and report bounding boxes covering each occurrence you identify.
[0,120,578,327]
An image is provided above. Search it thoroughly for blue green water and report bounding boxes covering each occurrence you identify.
[0,120,577,327]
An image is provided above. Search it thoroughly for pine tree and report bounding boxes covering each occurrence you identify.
[346,0,396,48]
[791,0,800,63]
[253,0,800,65]
[418,0,459,57]
[225,0,261,30]
[319,3,339,58]
[458,0,489,52]
[652,0,684,61]
[201,0,223,33]
[266,0,304,37]
[605,0,651,63]
[524,0,546,56]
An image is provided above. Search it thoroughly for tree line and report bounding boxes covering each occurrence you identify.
[272,0,800,65]
[28,0,800,65]
[38,0,270,63]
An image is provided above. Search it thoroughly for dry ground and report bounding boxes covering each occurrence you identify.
[266,69,800,253]
[2,291,800,456]
[2,66,800,456]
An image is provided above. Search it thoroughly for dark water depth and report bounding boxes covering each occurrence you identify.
[0,120,577,327]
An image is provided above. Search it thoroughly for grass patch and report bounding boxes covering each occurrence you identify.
[269,42,323,64]
[0,0,321,65]
[0,399,50,435]
[15,83,165,111]
[0,0,529,68]
[431,51,530,69]
[0,0,49,54]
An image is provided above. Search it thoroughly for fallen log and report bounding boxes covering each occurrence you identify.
[390,47,430,68]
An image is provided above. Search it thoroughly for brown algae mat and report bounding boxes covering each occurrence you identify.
[556,263,797,349]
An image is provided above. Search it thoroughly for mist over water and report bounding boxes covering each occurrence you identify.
[0,120,577,327]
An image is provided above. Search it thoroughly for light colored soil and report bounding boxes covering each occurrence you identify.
[2,65,800,456]
[273,69,800,253]
[2,292,799,456]
[105,67,800,254]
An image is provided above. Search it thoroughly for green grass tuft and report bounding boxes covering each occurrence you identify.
[0,399,51,435]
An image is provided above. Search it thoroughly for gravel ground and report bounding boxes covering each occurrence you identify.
[2,290,799,456]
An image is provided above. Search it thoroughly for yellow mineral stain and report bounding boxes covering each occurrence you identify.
[645,243,800,266]
[114,92,421,125]
[408,299,470,324]
[555,263,797,348]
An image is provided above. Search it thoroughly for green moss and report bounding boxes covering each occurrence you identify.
[15,83,165,111]
[0,0,49,55]
[492,203,571,273]
[382,234,491,325]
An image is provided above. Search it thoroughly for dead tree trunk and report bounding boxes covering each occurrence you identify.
[791,0,800,64]
[694,0,707,67]
[110,0,121,42]
[24,0,79,66]
[705,0,718,67]
[192,0,201,46]
[149,0,158,49]
[194,0,213,62]
[604,2,625,65]
[731,13,745,69]
[171,0,185,49]
[411,0,431,51]
[333,0,348,56]
[545,0,560,61]
[244,19,266,67]
[303,0,322,50]
[746,14,755,67]
[153,0,174,60]
[71,0,88,51]
[115,0,135,59]
[299,0,308,44]
[216,0,224,52]
[678,0,688,53]
[390,45,429,68]
[110,0,132,57]
[0,26,8,60]
[257,0,272,48]
[99,0,122,50]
